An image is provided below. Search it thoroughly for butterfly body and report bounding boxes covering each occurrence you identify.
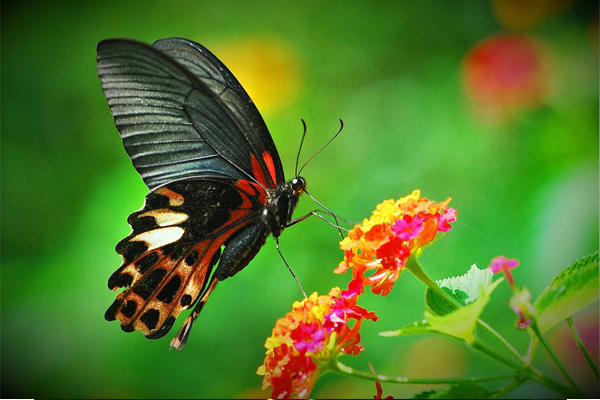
[97,37,306,347]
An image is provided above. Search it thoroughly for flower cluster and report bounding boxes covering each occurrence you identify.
[335,190,457,296]
[258,191,456,398]
[257,287,377,399]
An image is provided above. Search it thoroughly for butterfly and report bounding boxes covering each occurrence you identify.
[97,37,311,350]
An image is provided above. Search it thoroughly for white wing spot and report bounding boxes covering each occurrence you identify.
[139,209,189,226]
[131,227,185,251]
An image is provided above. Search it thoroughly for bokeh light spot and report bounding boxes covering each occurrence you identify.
[216,37,300,112]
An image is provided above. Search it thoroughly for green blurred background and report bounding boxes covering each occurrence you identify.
[2,1,598,398]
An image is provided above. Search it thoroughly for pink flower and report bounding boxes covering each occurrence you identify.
[489,256,520,287]
[391,215,424,240]
[291,322,327,353]
[439,208,457,232]
[489,256,520,273]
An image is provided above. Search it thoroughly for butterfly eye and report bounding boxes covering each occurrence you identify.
[292,177,306,194]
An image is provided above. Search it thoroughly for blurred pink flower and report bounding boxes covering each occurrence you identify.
[462,34,548,123]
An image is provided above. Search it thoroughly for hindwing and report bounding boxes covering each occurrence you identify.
[105,177,266,338]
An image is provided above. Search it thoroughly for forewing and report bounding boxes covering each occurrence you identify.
[97,38,284,190]
[152,38,285,187]
[105,177,266,339]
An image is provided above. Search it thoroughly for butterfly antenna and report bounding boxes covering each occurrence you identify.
[303,189,345,238]
[295,119,308,178]
[298,118,344,176]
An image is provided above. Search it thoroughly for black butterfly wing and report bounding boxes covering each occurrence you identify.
[105,177,267,339]
[152,38,285,188]
[97,38,284,190]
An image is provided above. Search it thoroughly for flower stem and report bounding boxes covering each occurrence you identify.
[476,320,524,364]
[473,336,576,397]
[471,340,522,371]
[566,317,599,379]
[527,369,578,398]
[489,378,524,399]
[530,321,586,397]
[331,359,516,385]
[404,256,461,309]
[524,336,538,366]
[400,257,577,398]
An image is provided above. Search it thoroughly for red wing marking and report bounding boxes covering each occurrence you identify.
[250,154,268,189]
[262,151,277,187]
[234,179,267,206]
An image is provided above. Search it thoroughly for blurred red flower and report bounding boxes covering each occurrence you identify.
[462,34,548,123]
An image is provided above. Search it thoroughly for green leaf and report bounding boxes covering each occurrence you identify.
[380,320,433,337]
[534,251,599,333]
[426,264,494,316]
[385,265,501,343]
[425,286,465,316]
[412,383,493,399]
[437,264,494,303]
[425,280,502,343]
[383,279,502,343]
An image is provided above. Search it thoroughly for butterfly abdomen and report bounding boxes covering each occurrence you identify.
[214,222,270,280]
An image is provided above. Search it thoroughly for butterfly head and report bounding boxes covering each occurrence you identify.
[291,177,306,197]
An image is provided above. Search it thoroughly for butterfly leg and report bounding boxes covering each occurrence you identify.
[170,277,218,351]
[287,210,348,236]
[275,237,307,299]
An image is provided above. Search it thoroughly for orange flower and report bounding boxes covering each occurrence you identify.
[257,288,377,398]
[336,191,456,296]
